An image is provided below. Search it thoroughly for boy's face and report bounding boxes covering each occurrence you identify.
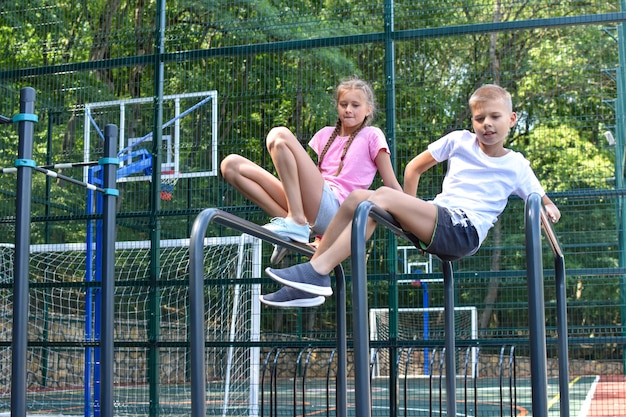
[470,98,517,151]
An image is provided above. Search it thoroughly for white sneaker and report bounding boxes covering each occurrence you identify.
[263,217,310,243]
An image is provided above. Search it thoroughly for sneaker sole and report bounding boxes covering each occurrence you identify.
[265,267,333,297]
[264,226,309,244]
[259,294,325,308]
[277,232,309,244]
[270,246,289,264]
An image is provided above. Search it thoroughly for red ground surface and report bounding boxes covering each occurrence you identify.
[586,375,626,417]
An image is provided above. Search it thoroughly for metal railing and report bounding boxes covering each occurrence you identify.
[349,192,569,417]
[188,209,348,417]
[189,191,568,417]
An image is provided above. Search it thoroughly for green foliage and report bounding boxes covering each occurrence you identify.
[522,124,614,192]
[0,0,623,349]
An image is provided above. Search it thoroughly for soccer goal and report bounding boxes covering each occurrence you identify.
[369,307,478,378]
[0,235,261,417]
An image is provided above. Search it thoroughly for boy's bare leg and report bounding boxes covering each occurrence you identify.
[310,187,438,275]
[263,187,439,302]
[309,189,375,273]
[368,187,438,241]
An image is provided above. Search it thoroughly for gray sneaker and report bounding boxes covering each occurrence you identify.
[265,263,332,296]
[259,286,325,308]
[270,244,289,264]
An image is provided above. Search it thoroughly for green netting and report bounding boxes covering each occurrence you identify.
[1,1,626,416]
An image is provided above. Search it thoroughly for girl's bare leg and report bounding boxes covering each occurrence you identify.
[266,127,325,226]
[220,154,289,217]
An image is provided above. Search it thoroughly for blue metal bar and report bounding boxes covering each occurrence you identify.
[85,169,95,417]
[189,208,347,417]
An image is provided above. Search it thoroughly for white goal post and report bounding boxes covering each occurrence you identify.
[0,234,261,417]
[369,307,478,378]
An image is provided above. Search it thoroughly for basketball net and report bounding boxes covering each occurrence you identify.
[159,170,179,201]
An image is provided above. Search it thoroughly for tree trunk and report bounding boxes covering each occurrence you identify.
[479,0,503,331]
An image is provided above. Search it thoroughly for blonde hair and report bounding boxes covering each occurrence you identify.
[469,84,513,112]
[318,76,377,176]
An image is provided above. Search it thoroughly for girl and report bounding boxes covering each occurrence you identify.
[220,76,402,307]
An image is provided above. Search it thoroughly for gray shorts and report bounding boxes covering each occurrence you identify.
[310,182,340,236]
[418,205,480,262]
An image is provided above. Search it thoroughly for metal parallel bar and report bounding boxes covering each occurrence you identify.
[535,194,570,417]
[441,260,456,416]
[525,193,564,417]
[351,201,457,417]
[540,210,570,416]
[350,202,373,417]
[353,196,568,417]
[524,194,549,416]
[189,208,347,417]
[540,209,564,258]
[555,252,570,417]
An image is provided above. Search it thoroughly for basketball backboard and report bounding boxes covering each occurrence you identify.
[83,91,218,184]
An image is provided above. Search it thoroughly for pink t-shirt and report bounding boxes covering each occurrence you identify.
[308,126,390,203]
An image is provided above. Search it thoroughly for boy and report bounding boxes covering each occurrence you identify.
[261,84,561,307]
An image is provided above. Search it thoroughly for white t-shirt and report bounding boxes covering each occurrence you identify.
[428,130,546,244]
[309,126,391,203]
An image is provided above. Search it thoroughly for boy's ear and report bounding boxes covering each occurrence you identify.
[509,111,518,127]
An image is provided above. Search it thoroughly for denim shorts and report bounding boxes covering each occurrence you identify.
[311,182,340,236]
[419,205,480,262]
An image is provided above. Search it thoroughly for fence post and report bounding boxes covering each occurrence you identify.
[11,87,37,417]
[100,124,119,417]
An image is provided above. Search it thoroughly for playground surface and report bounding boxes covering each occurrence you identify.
[0,374,613,416]
[584,375,626,417]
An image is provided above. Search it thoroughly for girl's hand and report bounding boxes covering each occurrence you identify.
[307,236,322,250]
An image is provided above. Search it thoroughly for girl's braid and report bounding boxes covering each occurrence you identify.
[317,118,342,172]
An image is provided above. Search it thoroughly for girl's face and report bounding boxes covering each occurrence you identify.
[336,89,372,135]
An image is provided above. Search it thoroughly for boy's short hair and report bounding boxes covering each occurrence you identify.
[469,84,513,112]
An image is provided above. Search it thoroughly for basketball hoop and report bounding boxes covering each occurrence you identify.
[159,170,179,201]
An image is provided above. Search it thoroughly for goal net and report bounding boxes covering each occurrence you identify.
[0,235,261,417]
[369,307,478,378]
